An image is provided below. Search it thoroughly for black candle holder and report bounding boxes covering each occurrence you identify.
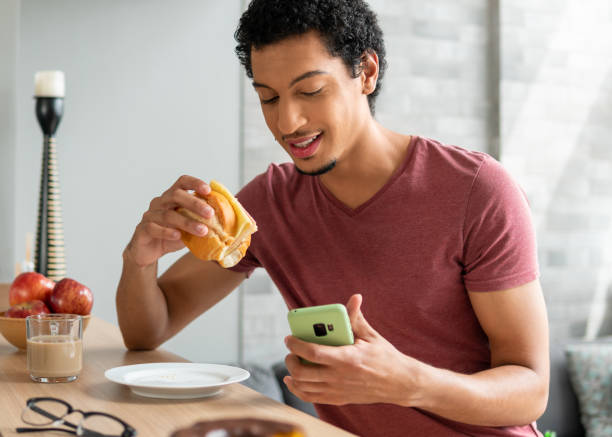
[34,97,66,281]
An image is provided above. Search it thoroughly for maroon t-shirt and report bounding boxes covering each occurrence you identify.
[230,136,541,437]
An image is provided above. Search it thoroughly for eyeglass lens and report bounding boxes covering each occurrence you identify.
[79,413,126,436]
[22,399,69,425]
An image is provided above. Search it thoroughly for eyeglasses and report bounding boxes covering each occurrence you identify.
[17,397,137,437]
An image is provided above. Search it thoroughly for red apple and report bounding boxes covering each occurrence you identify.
[6,300,51,318]
[9,272,55,306]
[49,278,93,315]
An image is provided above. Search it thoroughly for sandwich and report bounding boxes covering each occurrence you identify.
[176,180,257,268]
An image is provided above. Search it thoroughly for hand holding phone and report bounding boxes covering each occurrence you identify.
[287,303,354,357]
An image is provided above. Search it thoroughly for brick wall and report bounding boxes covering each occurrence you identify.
[500,1,612,434]
[373,0,495,153]
[501,0,612,340]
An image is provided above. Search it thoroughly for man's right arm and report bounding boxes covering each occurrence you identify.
[115,175,246,350]
[117,251,245,350]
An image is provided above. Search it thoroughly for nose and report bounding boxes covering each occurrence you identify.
[277,98,307,136]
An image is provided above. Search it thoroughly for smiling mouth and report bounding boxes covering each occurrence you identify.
[291,134,319,147]
[287,133,322,159]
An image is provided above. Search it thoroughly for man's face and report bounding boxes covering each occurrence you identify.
[250,32,369,176]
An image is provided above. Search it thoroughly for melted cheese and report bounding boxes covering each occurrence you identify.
[210,180,257,265]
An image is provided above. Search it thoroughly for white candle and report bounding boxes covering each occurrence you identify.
[34,71,65,97]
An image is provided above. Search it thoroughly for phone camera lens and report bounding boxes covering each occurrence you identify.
[313,323,327,337]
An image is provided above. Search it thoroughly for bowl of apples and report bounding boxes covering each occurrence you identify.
[0,272,93,350]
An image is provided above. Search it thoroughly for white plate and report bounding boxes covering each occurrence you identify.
[104,362,250,399]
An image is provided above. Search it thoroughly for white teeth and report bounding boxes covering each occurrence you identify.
[293,135,318,148]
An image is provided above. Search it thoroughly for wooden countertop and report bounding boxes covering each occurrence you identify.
[0,316,355,436]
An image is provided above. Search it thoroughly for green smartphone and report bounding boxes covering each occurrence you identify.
[287,303,355,353]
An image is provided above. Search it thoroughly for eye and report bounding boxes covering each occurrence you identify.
[260,96,279,105]
[302,88,323,97]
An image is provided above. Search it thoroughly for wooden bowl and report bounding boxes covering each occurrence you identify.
[0,313,91,350]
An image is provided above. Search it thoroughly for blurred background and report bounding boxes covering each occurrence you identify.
[1,1,611,436]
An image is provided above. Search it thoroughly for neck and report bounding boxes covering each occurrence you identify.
[318,118,412,209]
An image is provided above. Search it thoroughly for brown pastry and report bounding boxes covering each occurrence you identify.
[170,418,305,437]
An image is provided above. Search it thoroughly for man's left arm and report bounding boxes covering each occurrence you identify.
[283,280,549,427]
[416,279,549,426]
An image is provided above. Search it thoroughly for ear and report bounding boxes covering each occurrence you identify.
[360,50,379,96]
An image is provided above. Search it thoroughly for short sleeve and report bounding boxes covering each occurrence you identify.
[227,248,260,278]
[462,157,539,292]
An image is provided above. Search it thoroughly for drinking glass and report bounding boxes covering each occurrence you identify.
[26,314,83,383]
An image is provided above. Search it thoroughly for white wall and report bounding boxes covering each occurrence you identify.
[11,0,243,363]
[0,0,19,283]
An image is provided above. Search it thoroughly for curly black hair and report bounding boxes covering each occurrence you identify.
[235,0,387,114]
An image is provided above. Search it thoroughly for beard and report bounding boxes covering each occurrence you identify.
[295,159,337,176]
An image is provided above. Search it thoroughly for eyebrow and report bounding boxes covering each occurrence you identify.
[252,70,328,90]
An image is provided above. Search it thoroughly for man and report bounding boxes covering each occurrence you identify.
[116,1,550,436]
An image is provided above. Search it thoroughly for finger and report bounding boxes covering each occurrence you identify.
[283,377,346,406]
[285,354,329,382]
[171,175,211,196]
[285,335,344,366]
[137,221,182,241]
[283,376,324,399]
[284,376,315,403]
[162,239,186,253]
[144,209,208,237]
[283,376,329,393]
[163,188,215,219]
[346,293,377,340]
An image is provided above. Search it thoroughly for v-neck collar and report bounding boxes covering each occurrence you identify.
[314,135,419,217]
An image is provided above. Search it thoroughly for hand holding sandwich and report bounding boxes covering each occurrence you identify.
[125,175,214,268]
[125,175,256,268]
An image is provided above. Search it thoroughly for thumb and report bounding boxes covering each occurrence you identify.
[346,293,377,340]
